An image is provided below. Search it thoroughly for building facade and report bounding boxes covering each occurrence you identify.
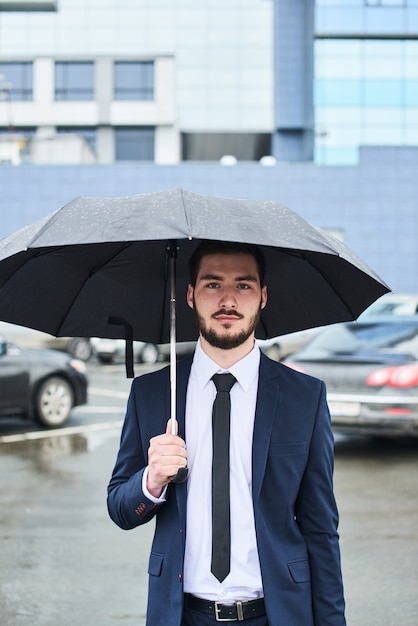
[315,0,418,164]
[0,0,273,165]
[0,0,417,295]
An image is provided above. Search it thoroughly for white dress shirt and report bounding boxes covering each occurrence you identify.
[183,340,263,601]
[143,339,263,601]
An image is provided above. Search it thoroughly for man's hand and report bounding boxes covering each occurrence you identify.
[146,419,187,497]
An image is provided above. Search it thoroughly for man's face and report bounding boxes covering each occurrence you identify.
[187,252,267,350]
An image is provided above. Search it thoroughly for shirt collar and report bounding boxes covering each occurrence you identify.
[192,338,260,392]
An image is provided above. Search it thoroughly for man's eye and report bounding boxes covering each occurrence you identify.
[206,282,220,288]
[238,283,251,289]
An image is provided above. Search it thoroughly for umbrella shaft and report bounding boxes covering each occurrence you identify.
[169,242,177,434]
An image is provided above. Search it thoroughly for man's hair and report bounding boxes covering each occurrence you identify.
[189,240,266,287]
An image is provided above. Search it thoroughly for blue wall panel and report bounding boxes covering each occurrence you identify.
[0,146,417,295]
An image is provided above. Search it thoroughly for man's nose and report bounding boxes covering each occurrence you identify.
[219,286,237,308]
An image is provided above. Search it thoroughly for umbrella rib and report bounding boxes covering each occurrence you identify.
[53,242,133,336]
[179,188,193,236]
[295,251,357,319]
[25,208,62,248]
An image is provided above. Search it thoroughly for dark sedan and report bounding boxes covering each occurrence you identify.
[0,336,88,428]
[284,317,418,437]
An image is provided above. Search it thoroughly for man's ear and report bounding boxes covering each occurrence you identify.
[187,284,194,309]
[261,285,267,309]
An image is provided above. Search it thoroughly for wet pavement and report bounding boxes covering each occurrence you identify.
[0,363,418,625]
[334,436,418,625]
[0,427,154,625]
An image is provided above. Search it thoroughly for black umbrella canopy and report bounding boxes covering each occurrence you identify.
[0,187,390,344]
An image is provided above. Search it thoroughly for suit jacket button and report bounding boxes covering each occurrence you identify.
[178,573,182,582]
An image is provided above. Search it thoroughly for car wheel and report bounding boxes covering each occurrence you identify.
[34,377,74,428]
[140,343,159,364]
[98,354,114,364]
[67,337,92,361]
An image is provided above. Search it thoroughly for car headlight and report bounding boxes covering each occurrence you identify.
[70,359,87,375]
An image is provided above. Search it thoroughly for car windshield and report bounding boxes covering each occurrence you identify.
[297,322,418,360]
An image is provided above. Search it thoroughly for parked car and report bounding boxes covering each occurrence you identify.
[359,293,418,318]
[257,294,418,362]
[0,322,92,361]
[90,337,160,364]
[0,336,88,428]
[283,316,418,437]
[257,327,322,361]
[157,341,198,361]
[91,337,196,364]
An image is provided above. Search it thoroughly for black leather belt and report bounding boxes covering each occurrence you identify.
[184,594,266,622]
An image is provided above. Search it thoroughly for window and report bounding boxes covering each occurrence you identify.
[314,38,418,164]
[181,133,271,161]
[0,126,35,137]
[114,61,154,101]
[365,1,406,5]
[0,1,57,8]
[115,127,154,160]
[55,61,94,101]
[0,62,33,101]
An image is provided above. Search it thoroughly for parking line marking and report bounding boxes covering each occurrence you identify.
[0,420,124,444]
[88,387,129,399]
[72,406,125,413]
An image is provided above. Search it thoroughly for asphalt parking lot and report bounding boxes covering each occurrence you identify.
[0,362,417,626]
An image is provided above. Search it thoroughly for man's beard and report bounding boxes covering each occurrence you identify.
[193,298,262,350]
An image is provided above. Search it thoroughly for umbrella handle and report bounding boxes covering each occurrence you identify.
[169,416,188,483]
[171,467,188,484]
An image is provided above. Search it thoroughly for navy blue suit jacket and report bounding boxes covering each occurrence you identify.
[107,353,346,626]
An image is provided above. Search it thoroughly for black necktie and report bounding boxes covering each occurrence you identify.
[211,372,237,583]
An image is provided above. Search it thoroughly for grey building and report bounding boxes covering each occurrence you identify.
[0,0,417,293]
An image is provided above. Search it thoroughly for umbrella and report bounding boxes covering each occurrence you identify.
[0,187,390,449]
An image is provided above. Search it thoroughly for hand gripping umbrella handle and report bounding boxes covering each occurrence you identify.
[168,241,188,484]
[171,467,188,484]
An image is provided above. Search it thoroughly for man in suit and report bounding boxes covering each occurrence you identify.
[107,240,346,626]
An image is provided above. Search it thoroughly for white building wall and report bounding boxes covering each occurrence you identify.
[155,125,180,164]
[34,57,53,104]
[0,0,274,133]
[29,134,97,164]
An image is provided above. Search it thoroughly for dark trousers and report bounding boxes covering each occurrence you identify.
[182,607,269,626]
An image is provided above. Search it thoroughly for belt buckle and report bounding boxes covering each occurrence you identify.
[214,600,244,622]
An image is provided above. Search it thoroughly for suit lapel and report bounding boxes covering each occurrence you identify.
[252,354,282,502]
[175,354,193,438]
